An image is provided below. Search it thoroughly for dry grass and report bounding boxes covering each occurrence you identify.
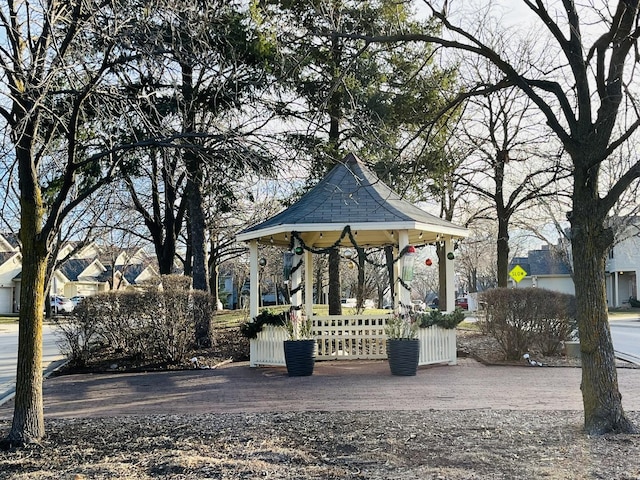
[2,411,640,479]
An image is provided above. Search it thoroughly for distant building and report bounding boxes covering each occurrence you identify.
[510,226,639,307]
[0,233,160,314]
[606,227,639,307]
[509,244,574,295]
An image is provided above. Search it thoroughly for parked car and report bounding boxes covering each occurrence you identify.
[412,300,426,312]
[455,296,469,310]
[341,298,357,308]
[70,295,86,306]
[51,295,74,313]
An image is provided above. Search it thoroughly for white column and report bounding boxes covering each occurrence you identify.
[444,237,456,313]
[392,245,399,309]
[304,249,314,317]
[249,239,259,368]
[614,272,620,308]
[249,240,259,319]
[398,230,411,313]
[291,238,303,309]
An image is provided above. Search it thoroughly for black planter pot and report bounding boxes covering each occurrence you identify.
[284,339,315,376]
[386,338,420,376]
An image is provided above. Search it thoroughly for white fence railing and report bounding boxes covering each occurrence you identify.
[249,315,457,367]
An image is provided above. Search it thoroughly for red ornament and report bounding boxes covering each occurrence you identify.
[425,258,433,266]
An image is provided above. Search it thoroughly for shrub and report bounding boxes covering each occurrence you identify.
[417,308,466,329]
[479,288,576,360]
[56,278,215,366]
[53,305,100,368]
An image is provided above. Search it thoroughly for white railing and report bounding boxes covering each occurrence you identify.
[249,315,457,367]
[313,315,388,360]
[417,325,457,366]
[250,325,288,367]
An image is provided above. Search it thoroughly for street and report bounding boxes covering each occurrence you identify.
[610,316,640,364]
[0,321,64,398]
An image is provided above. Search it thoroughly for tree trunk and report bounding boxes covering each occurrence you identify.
[385,246,395,306]
[181,60,207,291]
[328,248,342,315]
[496,215,510,288]
[314,257,325,305]
[437,244,447,311]
[356,248,365,311]
[5,142,48,446]
[495,151,510,288]
[8,243,47,446]
[571,204,636,434]
[186,175,208,291]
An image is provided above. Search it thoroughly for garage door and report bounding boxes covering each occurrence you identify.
[0,287,13,314]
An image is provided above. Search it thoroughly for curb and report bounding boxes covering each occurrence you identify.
[0,358,68,407]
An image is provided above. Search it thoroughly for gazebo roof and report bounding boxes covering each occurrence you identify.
[237,153,469,248]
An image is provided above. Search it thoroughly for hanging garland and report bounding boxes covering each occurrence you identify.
[288,226,424,293]
[289,226,416,268]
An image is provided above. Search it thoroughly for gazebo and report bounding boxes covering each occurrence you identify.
[237,153,469,366]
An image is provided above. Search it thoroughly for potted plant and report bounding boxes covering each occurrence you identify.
[384,313,420,376]
[283,308,315,376]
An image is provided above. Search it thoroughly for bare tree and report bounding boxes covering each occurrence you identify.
[456,80,566,286]
[455,228,498,293]
[349,0,640,434]
[0,0,143,445]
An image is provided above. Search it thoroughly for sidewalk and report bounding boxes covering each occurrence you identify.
[2,358,640,420]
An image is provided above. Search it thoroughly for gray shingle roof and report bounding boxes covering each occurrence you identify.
[122,264,145,284]
[58,258,94,281]
[511,248,572,276]
[0,251,17,266]
[238,153,468,247]
[2,233,20,249]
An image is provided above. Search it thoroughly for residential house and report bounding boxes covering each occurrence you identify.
[0,233,161,314]
[509,244,575,294]
[510,229,639,307]
[0,250,21,313]
[52,257,111,298]
[606,230,639,307]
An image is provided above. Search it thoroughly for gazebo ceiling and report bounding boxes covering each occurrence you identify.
[237,153,469,249]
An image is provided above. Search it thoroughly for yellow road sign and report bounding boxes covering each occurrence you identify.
[509,265,527,283]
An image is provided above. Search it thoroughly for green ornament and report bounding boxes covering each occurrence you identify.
[294,246,304,255]
[447,252,455,260]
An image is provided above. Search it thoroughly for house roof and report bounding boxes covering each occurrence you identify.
[237,153,468,248]
[1,232,20,250]
[122,264,145,284]
[96,265,114,283]
[58,258,94,281]
[511,247,572,276]
[0,251,17,266]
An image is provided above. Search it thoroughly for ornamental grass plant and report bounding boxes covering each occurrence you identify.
[384,313,419,339]
[285,308,313,340]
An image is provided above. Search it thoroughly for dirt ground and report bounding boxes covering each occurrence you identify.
[1,329,640,479]
[1,411,640,479]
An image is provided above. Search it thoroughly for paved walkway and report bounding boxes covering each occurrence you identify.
[2,359,640,419]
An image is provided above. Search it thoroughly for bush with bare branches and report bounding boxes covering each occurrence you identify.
[479,288,576,360]
[57,278,213,366]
